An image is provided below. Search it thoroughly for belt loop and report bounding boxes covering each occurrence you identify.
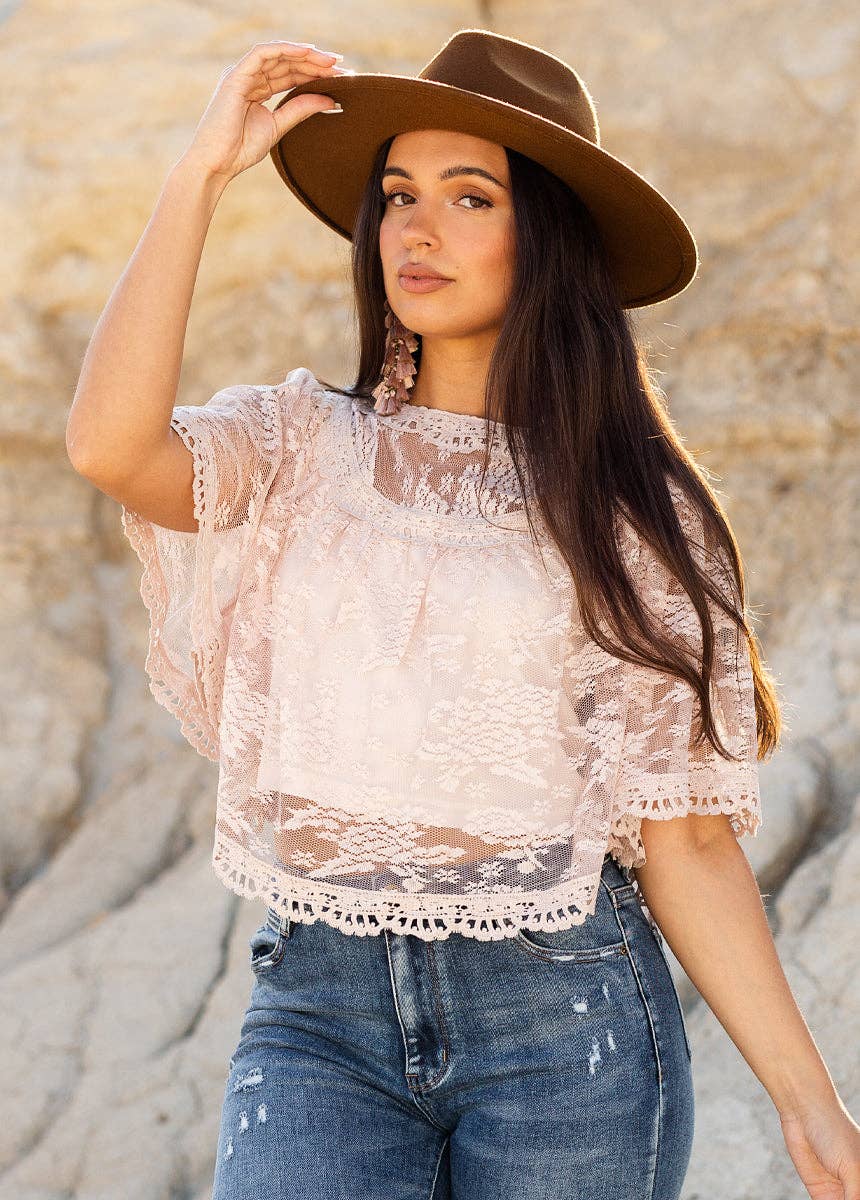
[268,904,290,935]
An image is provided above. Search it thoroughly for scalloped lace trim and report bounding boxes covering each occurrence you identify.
[212,835,604,942]
[609,792,762,870]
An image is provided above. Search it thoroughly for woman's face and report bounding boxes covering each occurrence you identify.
[379,129,515,342]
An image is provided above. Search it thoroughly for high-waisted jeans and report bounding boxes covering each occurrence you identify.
[212,851,695,1199]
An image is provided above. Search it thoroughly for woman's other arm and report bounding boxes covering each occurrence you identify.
[635,815,860,1198]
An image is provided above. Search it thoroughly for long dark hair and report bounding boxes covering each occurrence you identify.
[316,136,782,764]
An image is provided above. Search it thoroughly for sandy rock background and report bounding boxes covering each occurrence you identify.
[1,3,857,1197]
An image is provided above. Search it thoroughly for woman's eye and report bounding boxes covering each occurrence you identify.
[381,191,492,210]
[460,194,492,209]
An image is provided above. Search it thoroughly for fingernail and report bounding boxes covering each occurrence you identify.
[322,103,344,113]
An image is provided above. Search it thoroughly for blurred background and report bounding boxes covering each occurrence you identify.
[1,3,858,1198]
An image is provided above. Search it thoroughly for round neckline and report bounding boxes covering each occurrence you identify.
[377,399,507,430]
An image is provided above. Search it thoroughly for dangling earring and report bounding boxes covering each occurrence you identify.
[371,299,419,415]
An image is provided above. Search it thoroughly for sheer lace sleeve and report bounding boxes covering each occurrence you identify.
[120,367,319,760]
[608,482,762,869]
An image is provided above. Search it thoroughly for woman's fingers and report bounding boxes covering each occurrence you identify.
[244,64,349,104]
[239,41,344,70]
[251,61,349,87]
[182,40,350,182]
[234,43,348,97]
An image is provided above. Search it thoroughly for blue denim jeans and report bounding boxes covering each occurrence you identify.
[212,851,695,1199]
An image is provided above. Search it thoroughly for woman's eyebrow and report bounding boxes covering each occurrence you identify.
[382,165,508,190]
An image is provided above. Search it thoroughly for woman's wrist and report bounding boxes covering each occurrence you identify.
[769,1059,841,1118]
[169,152,234,204]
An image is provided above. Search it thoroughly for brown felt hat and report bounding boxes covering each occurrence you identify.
[269,28,698,308]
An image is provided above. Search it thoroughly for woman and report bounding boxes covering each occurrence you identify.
[67,28,860,1200]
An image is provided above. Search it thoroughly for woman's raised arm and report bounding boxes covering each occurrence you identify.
[65,40,347,528]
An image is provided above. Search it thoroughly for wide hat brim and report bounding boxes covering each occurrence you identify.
[269,74,699,309]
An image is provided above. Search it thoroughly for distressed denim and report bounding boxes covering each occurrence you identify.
[212,851,695,1199]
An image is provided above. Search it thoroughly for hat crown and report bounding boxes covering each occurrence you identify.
[418,29,601,147]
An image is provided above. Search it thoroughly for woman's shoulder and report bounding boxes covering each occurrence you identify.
[274,364,325,394]
[273,366,360,409]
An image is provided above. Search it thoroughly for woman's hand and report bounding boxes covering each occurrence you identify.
[779,1095,860,1199]
[179,40,349,184]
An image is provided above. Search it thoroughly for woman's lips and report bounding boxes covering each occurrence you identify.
[398,275,454,293]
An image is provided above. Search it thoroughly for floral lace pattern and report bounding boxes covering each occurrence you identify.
[121,366,762,941]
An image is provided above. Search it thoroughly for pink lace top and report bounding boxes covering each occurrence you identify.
[120,366,762,940]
